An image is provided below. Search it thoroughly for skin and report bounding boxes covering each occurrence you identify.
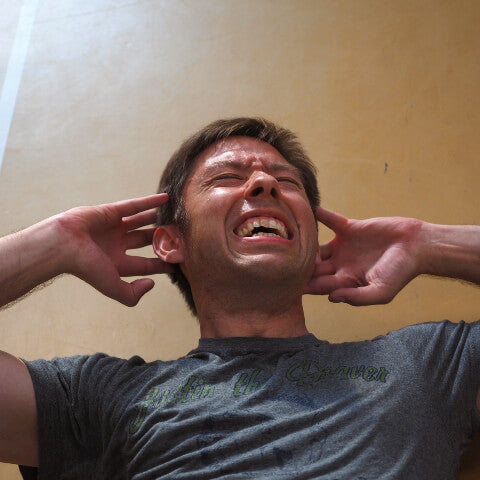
[307,209,425,305]
[154,136,319,338]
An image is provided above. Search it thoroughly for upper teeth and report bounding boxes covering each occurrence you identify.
[236,217,289,239]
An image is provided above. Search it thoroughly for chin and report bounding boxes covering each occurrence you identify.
[237,258,307,283]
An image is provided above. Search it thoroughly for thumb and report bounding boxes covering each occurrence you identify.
[116,278,155,307]
[328,284,394,306]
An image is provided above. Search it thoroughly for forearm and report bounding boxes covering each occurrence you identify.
[0,217,68,308]
[418,222,480,286]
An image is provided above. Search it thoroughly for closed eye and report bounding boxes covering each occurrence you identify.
[206,173,245,187]
[215,174,243,180]
[212,174,245,183]
[277,177,302,187]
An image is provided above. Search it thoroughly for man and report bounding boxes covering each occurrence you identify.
[0,117,479,479]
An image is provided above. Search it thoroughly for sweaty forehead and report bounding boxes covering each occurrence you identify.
[193,136,295,173]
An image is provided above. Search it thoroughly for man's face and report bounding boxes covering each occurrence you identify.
[179,136,319,292]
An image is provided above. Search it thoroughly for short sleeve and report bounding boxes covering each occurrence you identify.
[391,320,480,443]
[20,353,138,479]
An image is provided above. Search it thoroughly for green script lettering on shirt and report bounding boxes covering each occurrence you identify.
[233,369,265,396]
[128,377,215,434]
[286,361,389,386]
[129,363,390,435]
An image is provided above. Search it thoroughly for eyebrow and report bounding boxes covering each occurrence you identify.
[202,158,302,176]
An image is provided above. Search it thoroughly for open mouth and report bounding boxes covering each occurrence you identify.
[235,217,290,239]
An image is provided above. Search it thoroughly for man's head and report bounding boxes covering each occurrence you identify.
[155,117,320,315]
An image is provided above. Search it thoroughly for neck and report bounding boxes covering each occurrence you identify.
[195,287,309,338]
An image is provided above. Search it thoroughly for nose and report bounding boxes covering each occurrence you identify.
[244,171,279,199]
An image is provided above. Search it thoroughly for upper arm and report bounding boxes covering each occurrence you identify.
[0,351,38,467]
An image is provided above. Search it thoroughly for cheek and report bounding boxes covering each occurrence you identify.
[299,206,319,253]
[191,189,235,212]
[207,188,237,203]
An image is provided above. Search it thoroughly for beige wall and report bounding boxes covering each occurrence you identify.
[0,1,479,477]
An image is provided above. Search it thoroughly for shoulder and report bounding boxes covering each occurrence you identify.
[23,353,163,397]
[378,320,480,372]
[382,319,479,343]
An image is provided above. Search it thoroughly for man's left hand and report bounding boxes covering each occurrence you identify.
[304,207,424,306]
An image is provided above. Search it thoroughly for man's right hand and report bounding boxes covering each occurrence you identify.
[0,194,174,467]
[0,193,173,308]
[56,193,174,306]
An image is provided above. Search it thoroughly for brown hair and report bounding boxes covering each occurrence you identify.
[156,117,320,316]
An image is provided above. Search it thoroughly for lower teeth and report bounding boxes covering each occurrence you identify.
[251,232,280,237]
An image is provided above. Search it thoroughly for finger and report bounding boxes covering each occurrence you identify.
[114,278,156,307]
[77,253,163,306]
[110,193,169,218]
[123,208,159,231]
[304,275,344,295]
[118,256,175,276]
[311,259,336,277]
[315,206,348,232]
[318,241,334,260]
[125,228,156,250]
[99,277,156,307]
[124,278,155,307]
[328,284,393,306]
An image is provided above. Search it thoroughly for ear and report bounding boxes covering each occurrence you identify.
[153,226,184,264]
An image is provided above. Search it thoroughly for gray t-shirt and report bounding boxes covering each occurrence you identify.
[20,320,480,479]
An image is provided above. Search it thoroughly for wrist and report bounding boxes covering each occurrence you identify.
[394,217,429,279]
[416,221,480,283]
[0,215,72,307]
[415,221,438,277]
[22,215,73,278]
[47,210,86,276]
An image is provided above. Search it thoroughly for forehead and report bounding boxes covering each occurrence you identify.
[191,136,297,175]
